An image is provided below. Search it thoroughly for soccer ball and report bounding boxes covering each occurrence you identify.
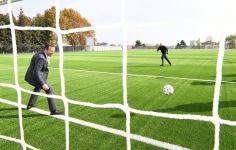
[163,84,174,95]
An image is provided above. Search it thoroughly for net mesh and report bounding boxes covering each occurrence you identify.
[0,0,233,150]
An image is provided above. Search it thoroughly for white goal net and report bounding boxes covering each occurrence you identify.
[0,0,234,150]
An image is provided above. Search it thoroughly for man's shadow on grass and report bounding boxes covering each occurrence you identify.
[110,101,236,118]
[154,100,236,113]
[209,74,236,83]
[0,108,46,119]
[128,65,158,68]
[110,65,158,68]
[221,74,236,82]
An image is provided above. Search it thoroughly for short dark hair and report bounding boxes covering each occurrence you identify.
[44,42,55,50]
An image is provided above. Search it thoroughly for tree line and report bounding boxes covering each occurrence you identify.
[0,6,95,53]
[226,35,236,49]
[133,37,236,49]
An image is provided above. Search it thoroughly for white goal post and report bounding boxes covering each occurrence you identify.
[0,0,22,5]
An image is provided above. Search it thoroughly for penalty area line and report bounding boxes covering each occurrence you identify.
[51,67,236,84]
[0,67,235,84]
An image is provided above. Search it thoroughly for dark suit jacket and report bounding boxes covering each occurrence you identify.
[25,51,49,87]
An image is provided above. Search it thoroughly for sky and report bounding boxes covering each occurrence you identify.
[0,0,236,46]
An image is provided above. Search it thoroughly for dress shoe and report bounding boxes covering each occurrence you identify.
[50,110,64,115]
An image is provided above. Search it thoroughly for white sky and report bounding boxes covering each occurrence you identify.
[0,0,236,46]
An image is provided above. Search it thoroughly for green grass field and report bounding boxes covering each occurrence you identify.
[0,49,236,150]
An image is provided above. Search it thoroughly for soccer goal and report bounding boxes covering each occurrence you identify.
[0,0,234,150]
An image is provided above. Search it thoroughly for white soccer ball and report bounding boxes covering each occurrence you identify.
[163,84,174,95]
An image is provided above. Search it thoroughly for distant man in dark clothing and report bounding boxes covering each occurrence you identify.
[25,43,64,115]
[157,43,172,66]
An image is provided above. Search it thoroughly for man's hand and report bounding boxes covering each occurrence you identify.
[42,84,49,90]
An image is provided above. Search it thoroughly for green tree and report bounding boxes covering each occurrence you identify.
[0,13,10,25]
[175,43,181,49]
[176,40,187,49]
[32,14,50,49]
[15,8,33,52]
[17,8,31,26]
[1,6,96,52]
[60,8,95,46]
[226,35,236,49]
[180,40,187,47]
[44,6,56,28]
[32,13,46,26]
[0,14,12,53]
[0,29,12,53]
[135,40,142,47]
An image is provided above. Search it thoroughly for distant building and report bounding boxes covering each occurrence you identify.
[127,45,133,49]
[145,43,157,49]
[201,41,219,49]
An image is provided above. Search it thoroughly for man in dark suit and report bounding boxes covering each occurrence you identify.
[157,43,172,66]
[25,43,63,115]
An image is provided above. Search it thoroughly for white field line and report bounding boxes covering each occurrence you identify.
[0,97,189,150]
[1,67,235,84]
[49,67,236,84]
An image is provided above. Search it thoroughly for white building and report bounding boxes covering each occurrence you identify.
[190,38,201,48]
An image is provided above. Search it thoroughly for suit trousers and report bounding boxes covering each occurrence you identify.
[28,83,57,112]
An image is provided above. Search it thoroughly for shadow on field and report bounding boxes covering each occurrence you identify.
[0,108,18,112]
[191,81,215,85]
[0,107,45,119]
[111,113,136,118]
[191,80,236,85]
[224,80,236,82]
[221,74,236,82]
[222,74,236,77]
[0,114,44,119]
[223,60,236,64]
[127,65,157,68]
[210,74,236,82]
[154,100,236,113]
